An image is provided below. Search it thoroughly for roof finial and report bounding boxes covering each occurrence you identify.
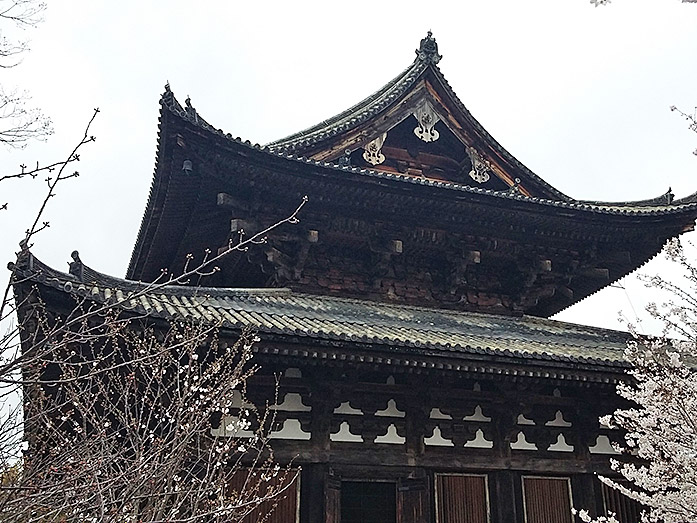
[160,82,174,104]
[416,30,442,65]
[68,250,84,282]
[184,95,198,122]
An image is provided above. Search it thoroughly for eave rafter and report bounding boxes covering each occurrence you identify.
[126,33,697,318]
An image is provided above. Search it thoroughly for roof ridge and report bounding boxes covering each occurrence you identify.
[14,250,629,338]
[267,31,446,151]
[151,92,697,217]
[16,250,292,299]
[11,251,632,371]
[426,65,573,202]
[578,188,675,207]
[266,60,427,151]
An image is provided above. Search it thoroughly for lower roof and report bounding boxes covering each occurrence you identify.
[12,252,631,375]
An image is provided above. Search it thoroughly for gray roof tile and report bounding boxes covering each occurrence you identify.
[13,253,631,372]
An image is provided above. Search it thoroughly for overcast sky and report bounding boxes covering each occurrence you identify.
[2,0,697,332]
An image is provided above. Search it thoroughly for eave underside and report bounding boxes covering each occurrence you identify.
[15,252,633,373]
[126,107,697,316]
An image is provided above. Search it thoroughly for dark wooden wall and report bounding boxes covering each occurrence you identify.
[233,359,625,522]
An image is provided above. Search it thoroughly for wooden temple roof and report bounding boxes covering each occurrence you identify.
[14,252,630,381]
[125,33,697,317]
[266,32,568,201]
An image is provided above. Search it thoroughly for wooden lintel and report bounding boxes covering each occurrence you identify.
[580,268,610,280]
[265,247,291,266]
[230,218,245,232]
[381,146,461,171]
[217,192,249,210]
[369,238,403,255]
[230,218,260,235]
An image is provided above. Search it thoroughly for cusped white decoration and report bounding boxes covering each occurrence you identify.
[362,133,387,165]
[413,99,441,142]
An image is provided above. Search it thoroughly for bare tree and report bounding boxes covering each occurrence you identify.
[1,105,307,520]
[5,300,295,522]
[0,0,46,65]
[0,0,51,148]
[670,106,697,157]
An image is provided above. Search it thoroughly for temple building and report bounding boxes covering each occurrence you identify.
[14,33,697,522]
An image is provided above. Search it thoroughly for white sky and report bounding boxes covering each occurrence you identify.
[2,0,696,332]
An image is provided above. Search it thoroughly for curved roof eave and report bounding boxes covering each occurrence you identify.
[156,91,697,219]
[267,59,427,151]
[12,251,632,372]
[263,37,571,202]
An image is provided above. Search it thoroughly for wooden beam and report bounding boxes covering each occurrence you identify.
[230,218,260,235]
[579,268,610,280]
[217,192,249,211]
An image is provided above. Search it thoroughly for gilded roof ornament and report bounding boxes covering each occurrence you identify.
[415,31,442,65]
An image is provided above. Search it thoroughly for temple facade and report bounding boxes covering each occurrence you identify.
[15,33,697,522]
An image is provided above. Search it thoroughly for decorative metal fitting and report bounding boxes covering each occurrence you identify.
[413,99,441,143]
[363,133,387,166]
[467,147,491,184]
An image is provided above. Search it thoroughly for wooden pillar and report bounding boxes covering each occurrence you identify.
[300,464,326,523]
[571,473,602,519]
[324,470,341,523]
[405,397,428,457]
[397,475,431,523]
[309,380,335,451]
[490,470,519,523]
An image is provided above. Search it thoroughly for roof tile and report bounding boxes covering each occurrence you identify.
[14,254,633,372]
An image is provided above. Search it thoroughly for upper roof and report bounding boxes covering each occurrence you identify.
[265,32,696,209]
[125,33,697,317]
[13,251,631,381]
[267,32,568,200]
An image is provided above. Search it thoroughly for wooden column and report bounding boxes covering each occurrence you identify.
[405,397,428,457]
[309,380,335,452]
[397,475,431,523]
[324,470,341,523]
[571,474,602,520]
[490,471,520,523]
[300,465,327,523]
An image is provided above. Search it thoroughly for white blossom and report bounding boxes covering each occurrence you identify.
[581,241,697,523]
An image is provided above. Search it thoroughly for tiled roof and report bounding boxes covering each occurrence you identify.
[14,253,631,372]
[157,88,697,219]
[266,60,427,153]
